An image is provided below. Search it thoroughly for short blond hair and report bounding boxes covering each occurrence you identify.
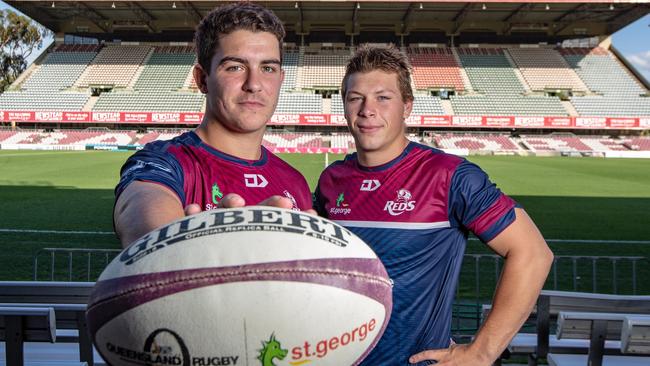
[342,44,413,102]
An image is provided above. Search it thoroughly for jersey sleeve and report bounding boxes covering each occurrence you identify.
[448,160,517,243]
[114,146,185,203]
[294,173,315,211]
[313,184,328,218]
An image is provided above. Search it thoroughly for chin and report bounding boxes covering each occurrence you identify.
[355,140,382,152]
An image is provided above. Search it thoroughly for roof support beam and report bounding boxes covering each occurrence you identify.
[503,3,528,22]
[128,2,157,32]
[352,2,360,34]
[452,3,473,35]
[184,2,203,24]
[77,2,109,32]
[554,4,590,23]
[400,2,416,35]
[296,3,304,34]
[551,4,592,35]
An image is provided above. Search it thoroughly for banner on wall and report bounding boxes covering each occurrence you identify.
[1,111,648,130]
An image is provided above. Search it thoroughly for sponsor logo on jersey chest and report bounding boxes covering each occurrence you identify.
[329,192,351,215]
[384,189,416,216]
[360,179,380,192]
[244,174,268,188]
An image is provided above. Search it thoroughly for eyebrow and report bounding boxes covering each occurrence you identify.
[218,56,282,67]
[347,89,396,95]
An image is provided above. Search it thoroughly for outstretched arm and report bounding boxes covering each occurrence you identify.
[114,181,186,248]
[409,208,553,365]
[115,185,315,248]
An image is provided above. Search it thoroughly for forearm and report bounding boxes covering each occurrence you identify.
[470,209,553,362]
[114,181,185,248]
[471,250,552,361]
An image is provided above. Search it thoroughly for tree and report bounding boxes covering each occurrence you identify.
[0,9,51,92]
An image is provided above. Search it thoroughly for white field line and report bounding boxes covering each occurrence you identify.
[0,228,648,244]
[0,151,91,158]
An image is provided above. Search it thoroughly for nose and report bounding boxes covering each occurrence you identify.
[242,68,262,93]
[359,99,376,117]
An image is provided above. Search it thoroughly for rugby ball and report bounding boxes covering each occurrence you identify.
[86,206,392,366]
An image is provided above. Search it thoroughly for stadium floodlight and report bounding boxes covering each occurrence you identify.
[545,4,550,11]
[356,2,360,9]
[294,2,299,9]
[51,1,55,8]
[172,2,177,9]
[419,3,423,10]
[111,2,116,9]
[481,3,487,10]
[609,4,615,10]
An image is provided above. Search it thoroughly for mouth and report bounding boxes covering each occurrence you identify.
[238,100,265,108]
[357,124,382,133]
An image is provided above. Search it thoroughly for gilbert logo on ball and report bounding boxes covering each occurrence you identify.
[86,207,392,366]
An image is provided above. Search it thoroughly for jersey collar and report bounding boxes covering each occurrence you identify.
[354,141,416,172]
[188,131,269,167]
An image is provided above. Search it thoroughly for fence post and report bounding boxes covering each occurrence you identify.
[592,257,597,293]
[612,258,618,294]
[632,259,637,295]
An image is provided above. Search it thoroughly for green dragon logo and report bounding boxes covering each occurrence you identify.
[211,183,224,204]
[257,334,287,366]
[336,192,349,207]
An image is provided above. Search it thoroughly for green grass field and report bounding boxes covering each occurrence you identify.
[1,150,649,295]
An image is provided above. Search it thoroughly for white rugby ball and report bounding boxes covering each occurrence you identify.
[87,206,392,366]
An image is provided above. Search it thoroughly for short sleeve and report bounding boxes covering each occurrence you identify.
[313,184,328,218]
[115,146,185,203]
[448,160,516,242]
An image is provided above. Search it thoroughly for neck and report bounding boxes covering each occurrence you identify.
[195,118,264,160]
[357,137,410,168]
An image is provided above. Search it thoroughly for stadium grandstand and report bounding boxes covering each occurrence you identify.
[1,1,650,365]
[0,0,648,157]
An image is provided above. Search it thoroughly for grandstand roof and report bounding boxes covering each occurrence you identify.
[7,1,650,41]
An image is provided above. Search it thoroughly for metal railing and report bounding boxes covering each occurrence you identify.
[33,248,120,281]
[33,248,647,335]
[34,248,646,293]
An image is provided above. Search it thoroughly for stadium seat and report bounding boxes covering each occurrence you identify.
[457,48,525,94]
[408,47,465,91]
[507,48,588,92]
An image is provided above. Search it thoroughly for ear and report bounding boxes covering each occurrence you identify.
[193,64,208,94]
[403,98,414,120]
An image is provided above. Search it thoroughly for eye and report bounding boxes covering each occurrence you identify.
[347,96,362,102]
[262,65,279,73]
[378,95,391,101]
[223,64,244,72]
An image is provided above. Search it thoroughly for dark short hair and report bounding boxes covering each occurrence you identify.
[342,44,414,102]
[194,2,285,74]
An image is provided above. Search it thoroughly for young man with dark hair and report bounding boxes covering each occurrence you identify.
[314,44,554,365]
[114,2,312,247]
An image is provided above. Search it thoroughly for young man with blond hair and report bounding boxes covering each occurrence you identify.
[114,3,312,247]
[315,44,553,365]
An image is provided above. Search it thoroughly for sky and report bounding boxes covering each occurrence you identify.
[1,1,649,80]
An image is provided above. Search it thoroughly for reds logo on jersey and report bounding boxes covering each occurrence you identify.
[383,189,416,216]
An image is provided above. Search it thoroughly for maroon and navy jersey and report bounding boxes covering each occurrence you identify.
[115,131,312,211]
[314,142,517,366]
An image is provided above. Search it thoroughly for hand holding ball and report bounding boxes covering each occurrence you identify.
[87,207,392,366]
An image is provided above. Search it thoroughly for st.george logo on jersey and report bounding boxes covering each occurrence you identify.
[383,189,416,216]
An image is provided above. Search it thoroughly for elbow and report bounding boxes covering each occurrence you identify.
[539,242,554,273]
